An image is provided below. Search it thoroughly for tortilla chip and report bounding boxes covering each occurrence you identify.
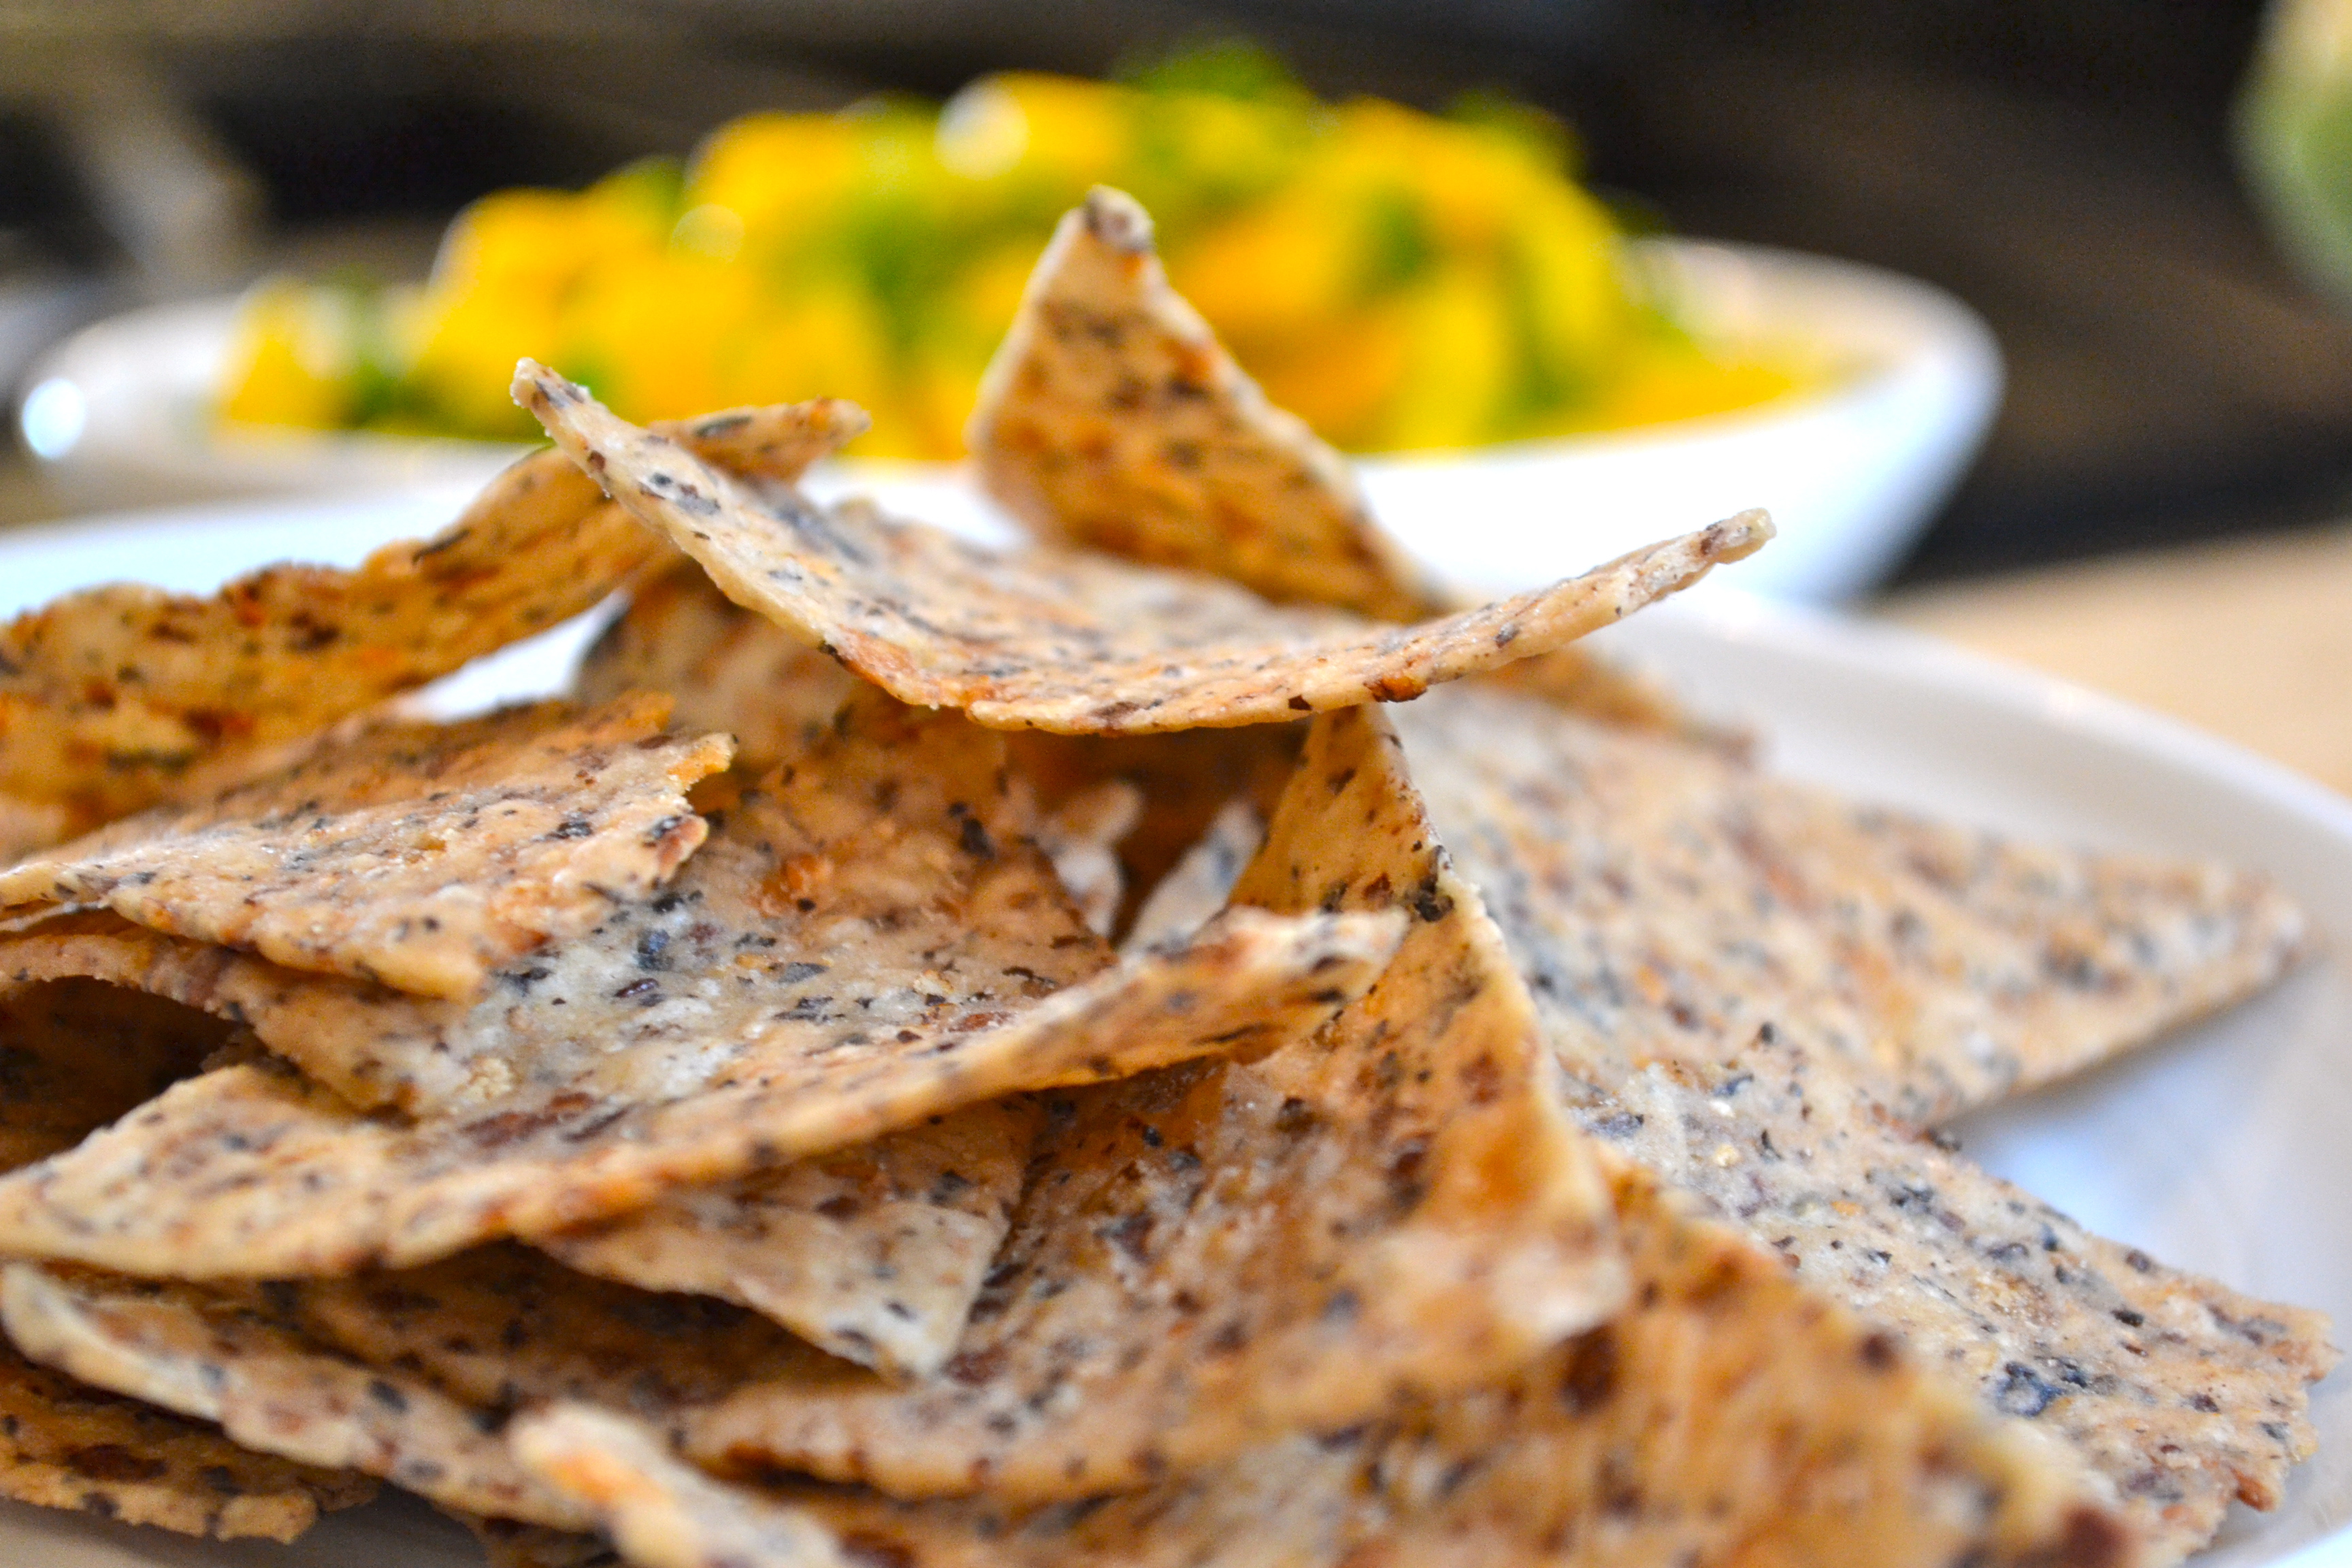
[0,1339,376,1541]
[576,565,862,778]
[244,1243,864,1422]
[683,706,1620,1501]
[0,688,1388,1128]
[1393,684,2308,1122]
[516,361,1770,734]
[1590,1043,2334,1560]
[0,1264,591,1529]
[966,187,1441,623]
[661,400,871,489]
[1120,797,1262,953]
[0,696,730,1000]
[0,451,659,834]
[540,1100,1037,1379]
[1394,683,2328,1555]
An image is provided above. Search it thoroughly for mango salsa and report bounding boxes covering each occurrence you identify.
[218,53,1806,457]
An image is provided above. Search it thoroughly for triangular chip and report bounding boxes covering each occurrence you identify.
[253,1243,862,1423]
[1394,683,2331,1555]
[0,693,1391,1116]
[1392,684,2308,1122]
[1587,1044,2334,1560]
[516,361,1769,734]
[966,186,1441,623]
[0,1334,376,1542]
[540,1100,1036,1378]
[0,696,730,999]
[0,397,864,840]
[0,449,653,833]
[0,903,1388,1277]
[0,1264,590,1529]
[682,706,1622,1501]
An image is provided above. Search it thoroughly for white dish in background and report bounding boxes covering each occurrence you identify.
[0,493,2342,1565]
[14,240,2001,604]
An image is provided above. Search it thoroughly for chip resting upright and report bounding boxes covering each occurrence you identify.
[0,696,731,998]
[517,361,1770,734]
[685,704,1622,1501]
[968,186,1441,622]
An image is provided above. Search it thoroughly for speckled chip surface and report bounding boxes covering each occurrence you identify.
[0,1264,591,1529]
[541,1099,1037,1379]
[1590,1044,2334,1561]
[1395,681,2332,1559]
[967,188,1441,623]
[0,446,661,835]
[0,696,730,999]
[683,707,1621,1502]
[1394,683,2308,1123]
[252,1243,862,1423]
[0,701,1396,1277]
[516,361,1769,734]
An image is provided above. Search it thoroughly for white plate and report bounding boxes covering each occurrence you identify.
[1,495,2344,1566]
[14,240,2001,604]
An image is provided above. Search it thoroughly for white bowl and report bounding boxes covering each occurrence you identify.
[14,240,2000,603]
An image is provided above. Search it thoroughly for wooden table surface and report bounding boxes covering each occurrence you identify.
[1879,521,2352,800]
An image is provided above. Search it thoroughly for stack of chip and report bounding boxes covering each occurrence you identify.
[0,188,2325,1568]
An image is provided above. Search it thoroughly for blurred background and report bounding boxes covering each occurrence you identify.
[1,0,2348,779]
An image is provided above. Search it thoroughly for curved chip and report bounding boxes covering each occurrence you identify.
[967,186,1441,623]
[0,396,863,842]
[0,696,730,999]
[515,361,1769,734]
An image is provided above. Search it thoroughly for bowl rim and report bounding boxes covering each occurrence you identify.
[16,236,2001,487]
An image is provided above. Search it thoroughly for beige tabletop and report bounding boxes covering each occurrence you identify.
[1879,521,2352,800]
